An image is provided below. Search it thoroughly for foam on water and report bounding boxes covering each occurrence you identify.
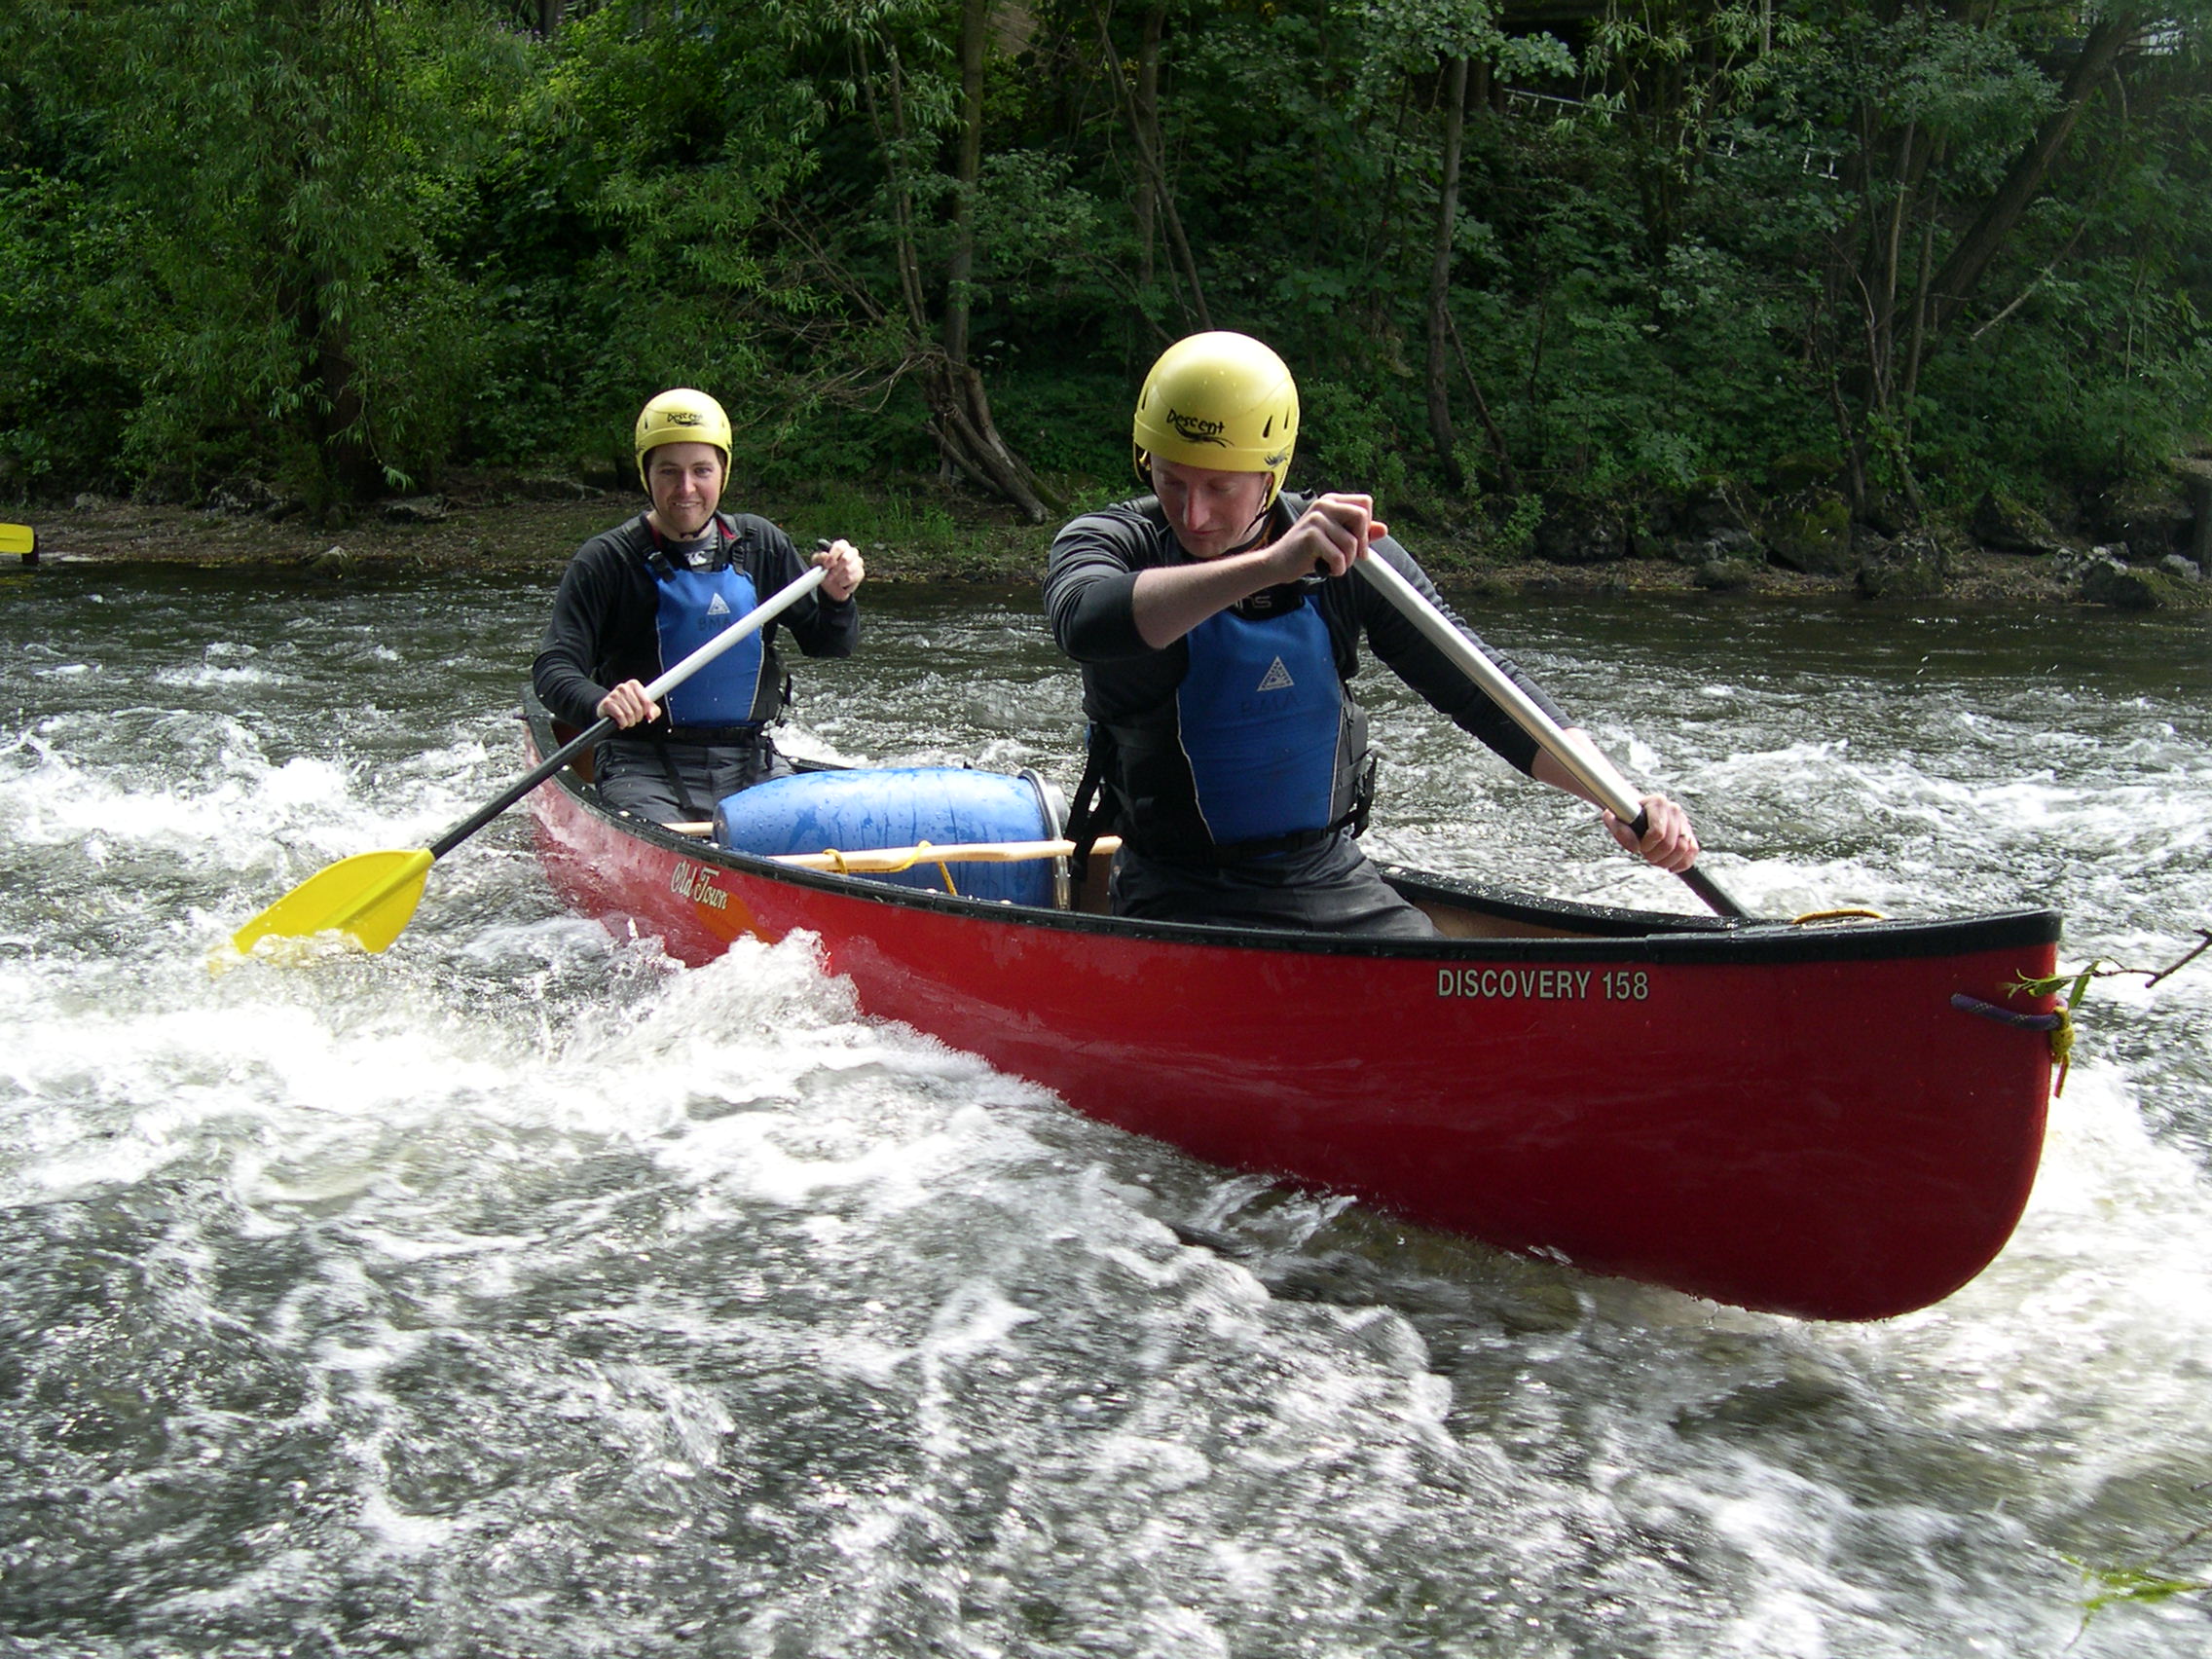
[2,573,2208,1655]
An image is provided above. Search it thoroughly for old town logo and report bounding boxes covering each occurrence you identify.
[1163,407,1229,446]
[669,859,730,911]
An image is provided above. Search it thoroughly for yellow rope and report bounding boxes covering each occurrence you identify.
[1790,907,1888,925]
[816,841,958,894]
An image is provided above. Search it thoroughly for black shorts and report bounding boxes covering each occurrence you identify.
[594,733,793,823]
[1109,831,1439,938]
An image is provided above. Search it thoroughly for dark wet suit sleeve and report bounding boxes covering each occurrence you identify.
[747,519,859,659]
[1044,507,1156,663]
[1350,538,1569,778]
[532,535,639,730]
[533,519,859,732]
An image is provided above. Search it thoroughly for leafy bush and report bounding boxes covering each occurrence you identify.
[4,0,2209,535]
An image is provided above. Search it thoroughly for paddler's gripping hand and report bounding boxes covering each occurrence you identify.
[1272,492,1388,582]
[1604,793,1702,873]
[1130,488,1387,648]
[598,680,660,728]
[813,537,866,602]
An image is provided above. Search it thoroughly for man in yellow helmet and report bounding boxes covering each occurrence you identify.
[533,388,866,822]
[1043,331,1699,935]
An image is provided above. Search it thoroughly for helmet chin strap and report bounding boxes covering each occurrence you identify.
[1230,491,1277,553]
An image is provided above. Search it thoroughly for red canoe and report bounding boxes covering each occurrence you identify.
[522,697,2060,1321]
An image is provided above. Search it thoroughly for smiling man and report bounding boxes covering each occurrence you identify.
[533,388,866,824]
[1043,331,1698,935]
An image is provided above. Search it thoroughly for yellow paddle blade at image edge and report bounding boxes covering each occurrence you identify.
[230,849,434,955]
[0,524,33,556]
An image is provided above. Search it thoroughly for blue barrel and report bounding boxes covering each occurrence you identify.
[715,767,1061,906]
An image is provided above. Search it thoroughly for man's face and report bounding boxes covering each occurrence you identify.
[645,442,726,538]
[1150,456,1272,561]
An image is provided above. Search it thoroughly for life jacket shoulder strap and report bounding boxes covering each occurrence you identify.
[1062,724,1118,883]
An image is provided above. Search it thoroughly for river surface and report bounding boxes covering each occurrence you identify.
[2,560,2208,1657]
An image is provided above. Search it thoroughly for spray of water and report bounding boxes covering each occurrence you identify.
[2,571,2206,1655]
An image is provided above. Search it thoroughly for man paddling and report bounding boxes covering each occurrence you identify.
[534,388,866,823]
[1043,331,1701,936]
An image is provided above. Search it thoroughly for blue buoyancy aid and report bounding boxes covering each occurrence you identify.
[1173,596,1351,846]
[650,524,769,729]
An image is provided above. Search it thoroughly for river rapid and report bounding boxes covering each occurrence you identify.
[2,560,2208,1658]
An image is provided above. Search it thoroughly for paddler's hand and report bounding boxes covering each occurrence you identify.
[1604,793,1701,872]
[814,538,865,602]
[597,680,660,729]
[1265,491,1388,582]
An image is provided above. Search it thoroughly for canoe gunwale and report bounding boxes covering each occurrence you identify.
[523,693,2060,970]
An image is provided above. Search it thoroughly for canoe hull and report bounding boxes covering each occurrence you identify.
[522,713,2058,1321]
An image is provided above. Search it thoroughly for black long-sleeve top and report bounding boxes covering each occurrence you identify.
[532,512,859,733]
[1042,493,1567,777]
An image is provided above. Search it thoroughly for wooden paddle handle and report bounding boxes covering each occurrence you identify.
[768,836,1124,872]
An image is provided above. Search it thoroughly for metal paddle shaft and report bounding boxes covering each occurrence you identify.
[1353,555,1748,921]
[428,564,828,858]
[231,564,830,954]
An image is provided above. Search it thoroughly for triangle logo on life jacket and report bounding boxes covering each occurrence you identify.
[1256,656,1295,693]
[705,592,731,617]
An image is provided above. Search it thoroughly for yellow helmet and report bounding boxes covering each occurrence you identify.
[634,387,732,487]
[1132,331,1299,504]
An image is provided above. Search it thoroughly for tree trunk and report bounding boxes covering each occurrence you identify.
[313,307,379,500]
[280,268,378,506]
[1132,2,1164,291]
[858,29,1057,523]
[1093,3,1210,332]
[942,0,987,371]
[925,357,1056,524]
[1924,15,2135,333]
[1424,55,1469,491]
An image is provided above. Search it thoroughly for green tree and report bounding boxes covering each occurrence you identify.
[0,0,529,508]
[5,0,2209,535]
[1521,2,2212,521]
[475,0,827,477]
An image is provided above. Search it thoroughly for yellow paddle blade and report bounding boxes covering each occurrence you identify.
[230,848,435,956]
[0,523,34,557]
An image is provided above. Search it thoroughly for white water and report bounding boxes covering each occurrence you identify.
[1,565,2207,1656]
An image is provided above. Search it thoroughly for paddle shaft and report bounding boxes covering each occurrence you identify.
[427,564,829,860]
[1354,555,1747,920]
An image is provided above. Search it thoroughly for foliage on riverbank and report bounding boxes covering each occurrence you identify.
[6,1,2212,572]
[18,479,2105,611]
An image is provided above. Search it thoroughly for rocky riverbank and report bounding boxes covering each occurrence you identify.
[10,471,2210,612]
